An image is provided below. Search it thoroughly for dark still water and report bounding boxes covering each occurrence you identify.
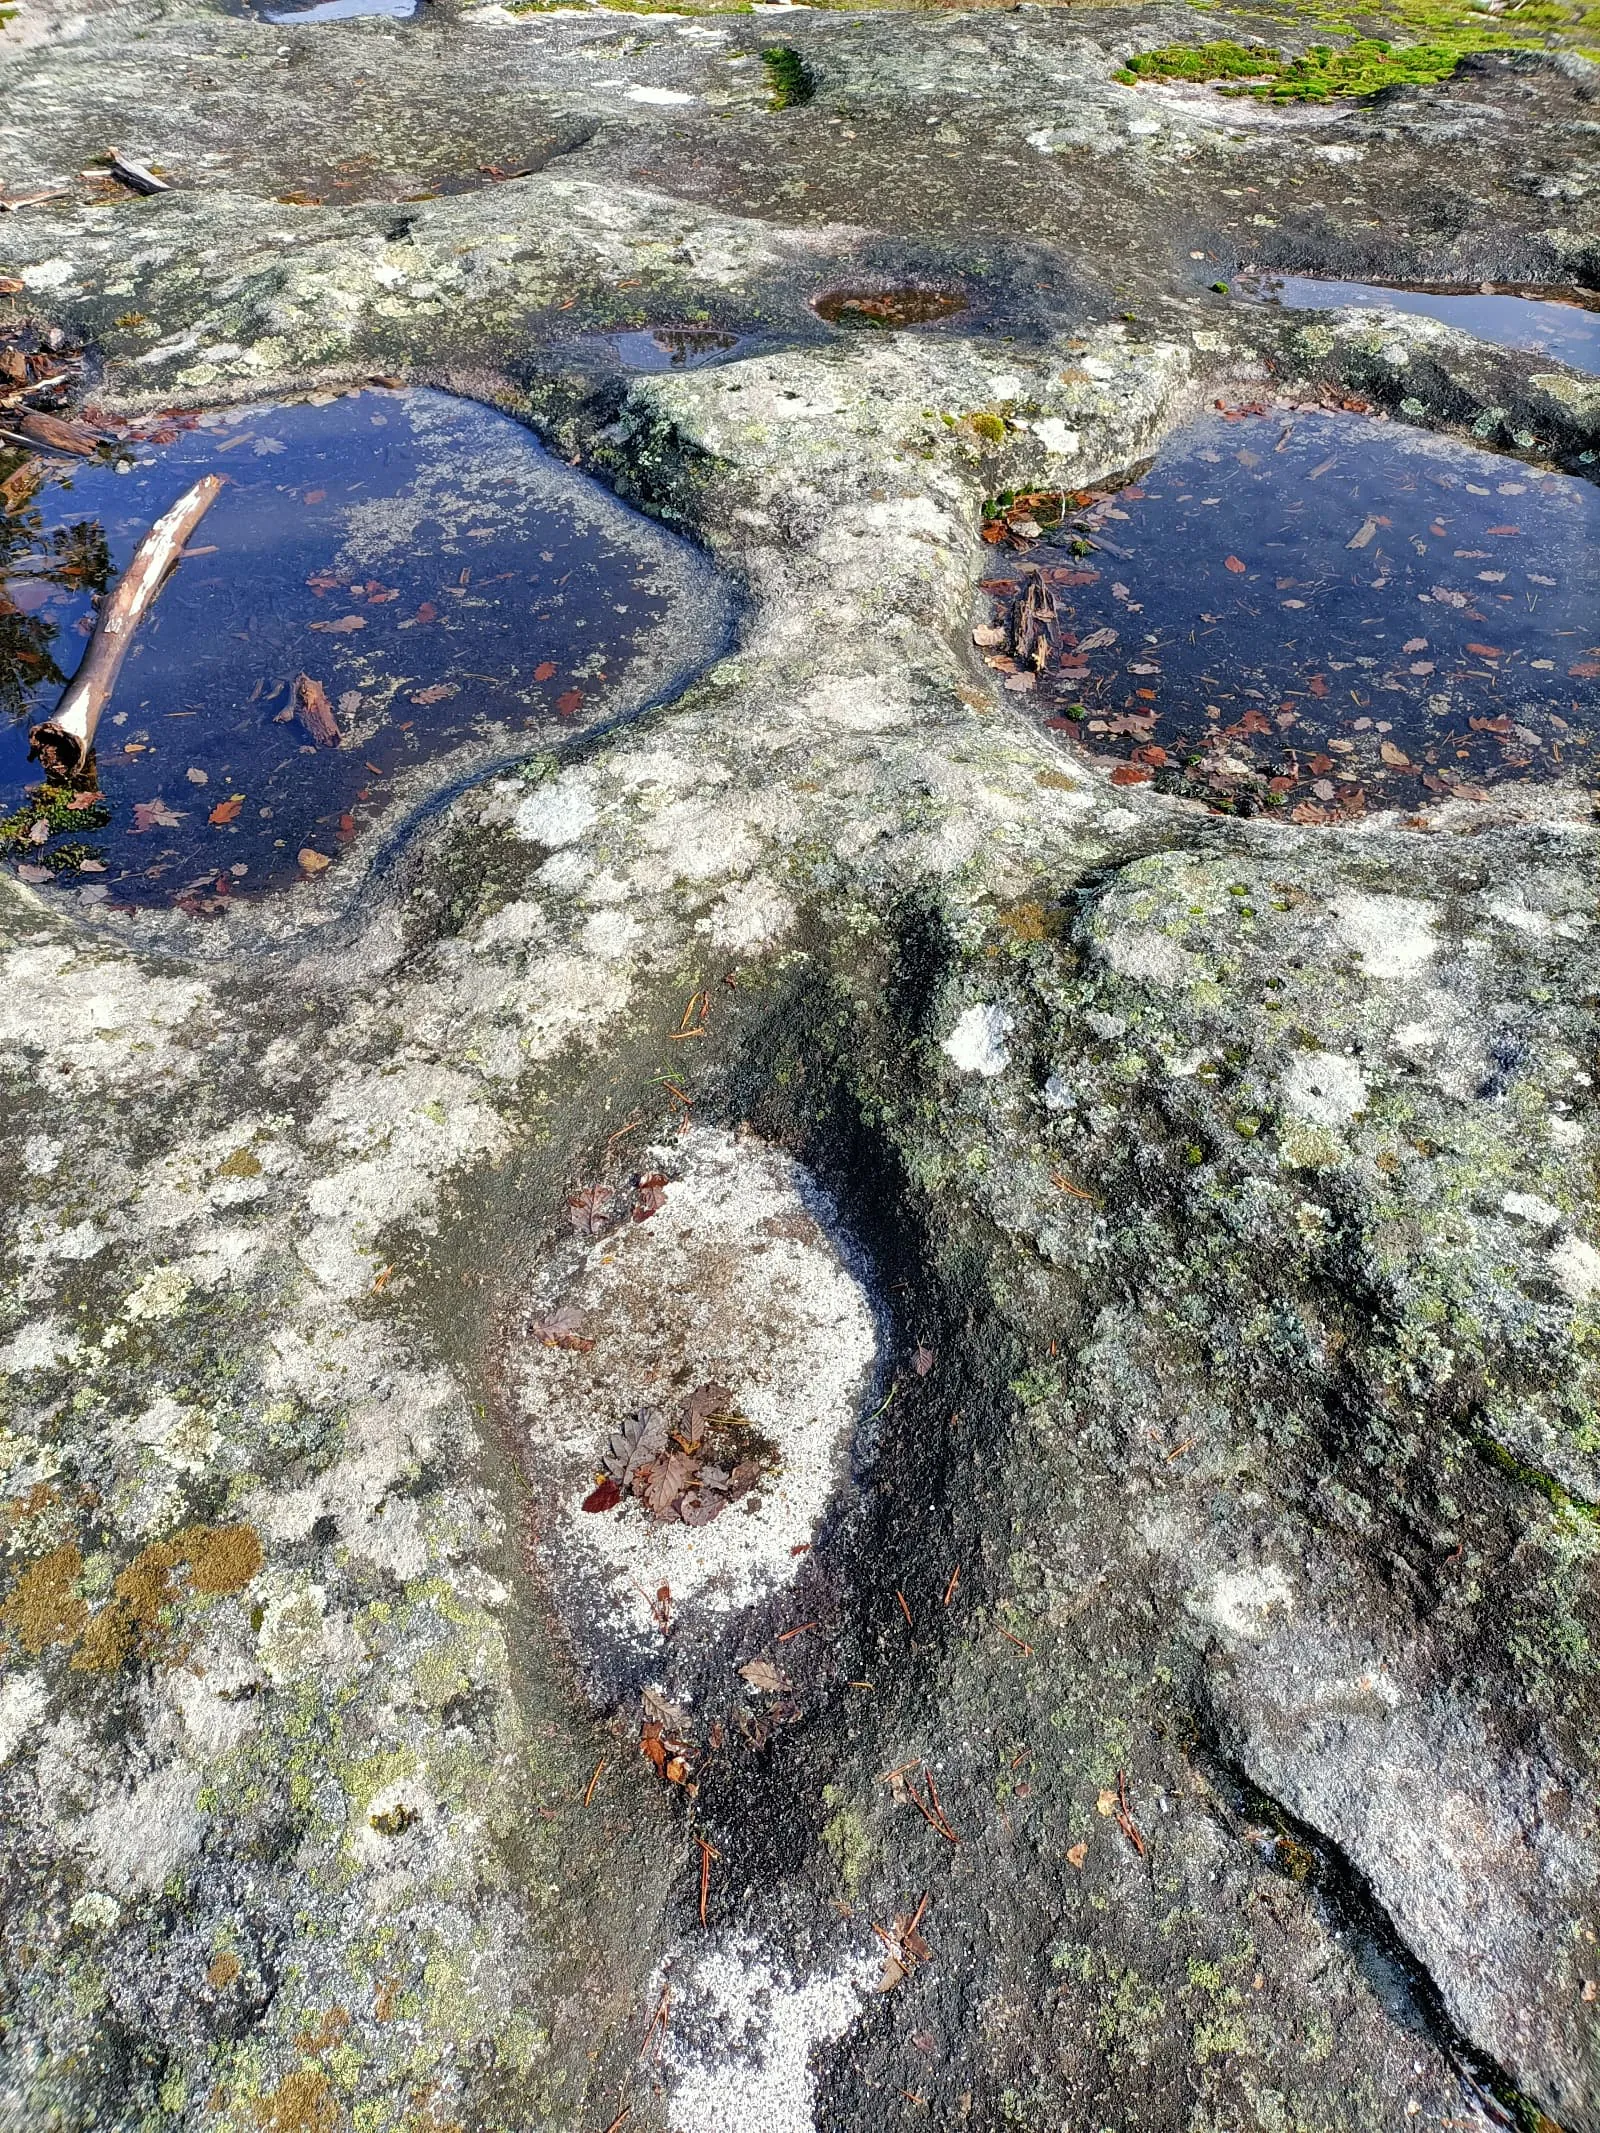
[0,388,730,907]
[977,409,1599,820]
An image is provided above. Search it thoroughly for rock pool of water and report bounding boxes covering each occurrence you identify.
[604,327,752,372]
[1249,277,1600,375]
[260,0,415,22]
[978,408,1600,819]
[0,388,731,908]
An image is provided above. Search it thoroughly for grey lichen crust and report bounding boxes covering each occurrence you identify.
[2,1,1599,2129]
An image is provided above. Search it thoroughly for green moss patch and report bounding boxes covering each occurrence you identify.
[762,44,817,108]
[1116,35,1491,98]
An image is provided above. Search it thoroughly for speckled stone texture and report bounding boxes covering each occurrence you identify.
[1,2,1599,2129]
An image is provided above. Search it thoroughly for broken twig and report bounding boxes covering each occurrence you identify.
[293,671,341,747]
[105,149,171,196]
[30,474,223,776]
[697,1835,719,1927]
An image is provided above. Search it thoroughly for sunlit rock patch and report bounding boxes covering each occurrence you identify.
[654,1934,878,2133]
[508,1127,878,1697]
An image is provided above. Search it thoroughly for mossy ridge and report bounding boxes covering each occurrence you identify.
[761,43,816,108]
[1115,32,1542,98]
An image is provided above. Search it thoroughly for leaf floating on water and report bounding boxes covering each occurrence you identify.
[533,660,558,681]
[1223,554,1247,574]
[298,848,331,873]
[208,795,244,825]
[1076,626,1118,652]
[133,799,184,831]
[309,614,366,634]
[409,682,457,705]
[1345,519,1378,550]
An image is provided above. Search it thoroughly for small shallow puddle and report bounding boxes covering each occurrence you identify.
[0,388,730,907]
[604,327,750,371]
[254,0,416,22]
[812,285,968,329]
[977,408,1600,818]
[1248,276,1600,375]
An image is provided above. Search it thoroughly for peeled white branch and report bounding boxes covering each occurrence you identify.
[28,473,223,778]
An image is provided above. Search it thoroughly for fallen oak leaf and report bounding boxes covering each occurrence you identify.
[532,1302,595,1352]
[739,1659,788,1694]
[684,1381,735,1433]
[643,1449,698,1520]
[132,798,184,831]
[604,1409,669,1487]
[567,1184,614,1236]
[633,1173,668,1221]
[679,1488,728,1527]
[208,794,244,825]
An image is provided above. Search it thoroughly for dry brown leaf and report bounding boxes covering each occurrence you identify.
[644,1450,698,1520]
[739,1659,787,1694]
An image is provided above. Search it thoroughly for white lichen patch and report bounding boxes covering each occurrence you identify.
[1279,1049,1369,1127]
[513,1129,877,1660]
[942,1003,1014,1078]
[1190,1564,1295,1643]
[658,1935,877,2133]
[1328,892,1439,980]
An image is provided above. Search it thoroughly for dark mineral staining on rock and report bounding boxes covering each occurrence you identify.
[0,388,730,906]
[977,409,1600,818]
[1248,276,1600,376]
[812,284,968,329]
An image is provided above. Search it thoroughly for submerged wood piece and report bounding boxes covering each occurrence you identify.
[28,474,223,777]
[293,672,341,747]
[16,408,102,456]
[105,149,171,196]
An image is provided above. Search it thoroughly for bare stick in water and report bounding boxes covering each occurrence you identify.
[29,473,224,777]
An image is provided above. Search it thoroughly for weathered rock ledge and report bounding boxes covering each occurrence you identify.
[1,4,1598,2129]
